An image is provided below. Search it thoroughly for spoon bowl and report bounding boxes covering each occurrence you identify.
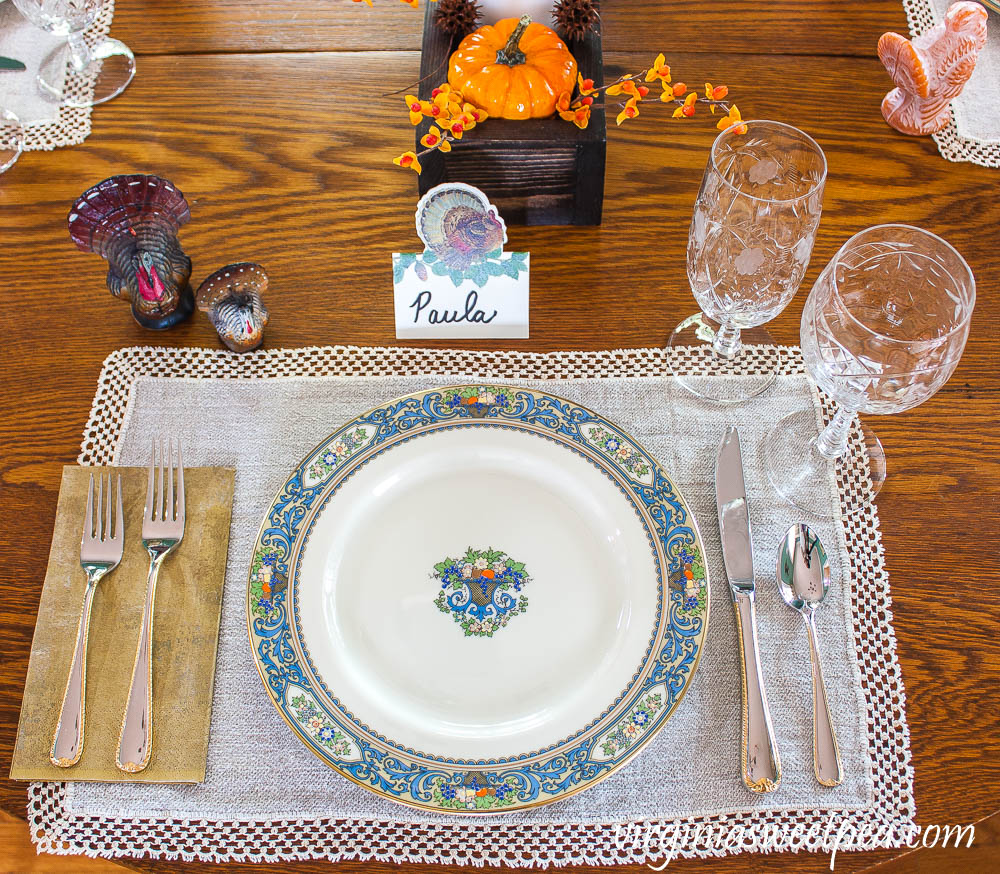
[777,522,831,612]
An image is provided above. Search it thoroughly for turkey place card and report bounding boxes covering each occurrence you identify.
[393,183,529,339]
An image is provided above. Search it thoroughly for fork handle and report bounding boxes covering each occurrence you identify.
[50,572,102,767]
[117,553,164,773]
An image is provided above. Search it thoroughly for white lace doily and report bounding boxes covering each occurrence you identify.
[902,0,1000,168]
[0,0,116,150]
[26,345,915,866]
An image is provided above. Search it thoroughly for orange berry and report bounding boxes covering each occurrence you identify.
[682,104,695,117]
[638,85,650,97]
[673,82,687,96]
[582,78,594,90]
[582,96,594,106]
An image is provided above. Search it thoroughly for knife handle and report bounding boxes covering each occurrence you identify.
[733,590,781,793]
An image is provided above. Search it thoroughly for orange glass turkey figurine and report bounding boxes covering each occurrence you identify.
[878,1,987,136]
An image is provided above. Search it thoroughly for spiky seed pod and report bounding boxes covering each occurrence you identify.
[552,0,600,42]
[435,0,483,39]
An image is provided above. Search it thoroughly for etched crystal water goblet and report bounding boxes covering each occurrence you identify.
[764,225,975,517]
[0,108,24,174]
[12,0,135,107]
[669,120,827,403]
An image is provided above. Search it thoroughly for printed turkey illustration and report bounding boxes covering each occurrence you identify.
[416,184,507,271]
[877,1,987,135]
[68,175,194,329]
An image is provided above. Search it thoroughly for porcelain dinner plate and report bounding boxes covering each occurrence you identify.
[247,386,710,813]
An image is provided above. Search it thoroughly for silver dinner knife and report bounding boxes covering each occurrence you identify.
[716,425,781,793]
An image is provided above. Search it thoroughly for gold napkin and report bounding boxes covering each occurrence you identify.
[10,465,235,783]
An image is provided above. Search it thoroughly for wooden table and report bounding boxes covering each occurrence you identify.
[2,2,998,871]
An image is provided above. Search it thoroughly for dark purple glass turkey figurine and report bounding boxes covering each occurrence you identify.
[196,263,270,352]
[68,175,194,330]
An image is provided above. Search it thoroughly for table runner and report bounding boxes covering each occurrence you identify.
[903,0,1000,168]
[0,0,116,150]
[29,345,915,865]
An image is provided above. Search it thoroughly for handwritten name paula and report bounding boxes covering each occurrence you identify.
[410,290,498,325]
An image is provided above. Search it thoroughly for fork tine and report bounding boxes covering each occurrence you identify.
[158,437,165,522]
[97,473,105,541]
[167,439,175,521]
[115,474,123,541]
[176,440,185,523]
[83,474,95,541]
[146,438,155,522]
[105,475,112,541]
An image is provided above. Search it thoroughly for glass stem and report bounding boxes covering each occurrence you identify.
[814,407,855,460]
[712,324,742,359]
[67,32,90,73]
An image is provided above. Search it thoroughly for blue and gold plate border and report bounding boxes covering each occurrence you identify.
[246,386,710,814]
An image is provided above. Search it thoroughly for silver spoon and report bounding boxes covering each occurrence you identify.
[776,523,843,787]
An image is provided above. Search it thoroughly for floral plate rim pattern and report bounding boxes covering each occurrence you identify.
[246,385,710,814]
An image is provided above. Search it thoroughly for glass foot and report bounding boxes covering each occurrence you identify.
[38,38,136,107]
[764,410,886,519]
[0,108,24,174]
[667,313,777,404]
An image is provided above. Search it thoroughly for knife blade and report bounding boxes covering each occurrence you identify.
[0,57,27,72]
[716,425,781,793]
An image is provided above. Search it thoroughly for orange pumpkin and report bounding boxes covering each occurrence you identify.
[448,16,578,120]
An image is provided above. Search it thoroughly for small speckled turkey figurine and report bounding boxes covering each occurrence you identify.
[878,1,988,136]
[196,263,270,352]
[68,174,194,329]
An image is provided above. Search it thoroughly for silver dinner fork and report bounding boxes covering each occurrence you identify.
[116,438,185,773]
[51,473,124,767]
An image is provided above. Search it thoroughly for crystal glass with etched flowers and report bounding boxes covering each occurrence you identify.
[668,120,827,403]
[764,224,975,516]
[12,0,135,107]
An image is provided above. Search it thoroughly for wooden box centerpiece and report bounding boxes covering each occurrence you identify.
[416,5,607,226]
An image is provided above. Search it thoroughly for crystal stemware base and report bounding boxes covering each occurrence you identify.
[667,313,778,403]
[0,108,24,174]
[37,38,135,107]
[764,409,886,518]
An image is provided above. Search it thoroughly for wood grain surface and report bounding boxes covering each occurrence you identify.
[1,2,998,872]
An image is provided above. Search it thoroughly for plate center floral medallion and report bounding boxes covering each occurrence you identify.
[433,548,531,637]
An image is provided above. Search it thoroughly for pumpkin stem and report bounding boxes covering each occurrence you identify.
[495,15,531,66]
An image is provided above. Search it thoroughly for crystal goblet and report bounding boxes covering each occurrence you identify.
[11,0,135,107]
[669,120,827,403]
[0,108,24,174]
[764,224,975,517]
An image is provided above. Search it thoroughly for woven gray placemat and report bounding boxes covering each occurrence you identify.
[29,345,914,865]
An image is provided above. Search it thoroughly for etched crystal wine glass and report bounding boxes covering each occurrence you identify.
[11,0,135,107]
[0,108,24,174]
[669,120,827,403]
[764,225,975,517]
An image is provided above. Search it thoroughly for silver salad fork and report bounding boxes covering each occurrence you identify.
[117,439,185,773]
[51,473,124,767]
